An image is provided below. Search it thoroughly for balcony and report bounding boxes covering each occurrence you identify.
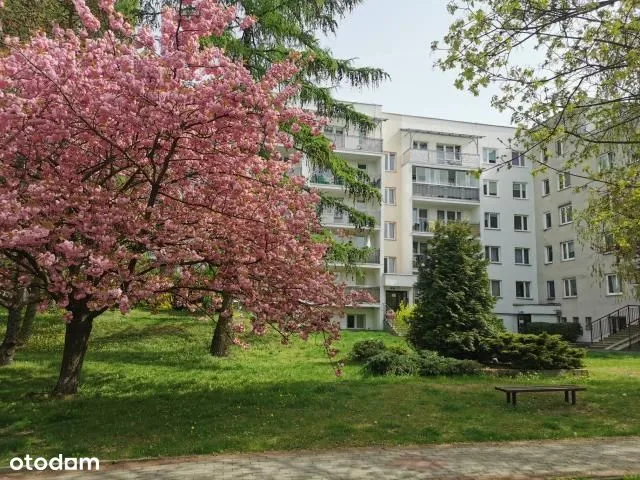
[403,148,479,168]
[413,221,481,237]
[310,172,381,189]
[412,255,424,270]
[328,248,381,266]
[320,210,381,228]
[345,286,381,303]
[325,133,383,153]
[413,183,480,202]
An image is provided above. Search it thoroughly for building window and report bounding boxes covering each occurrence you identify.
[384,152,397,171]
[598,152,615,172]
[514,247,531,265]
[514,214,529,232]
[585,316,592,331]
[511,150,525,167]
[559,203,573,225]
[563,277,578,298]
[384,222,396,240]
[561,317,568,323]
[384,256,397,274]
[546,280,556,300]
[561,240,575,261]
[413,208,429,233]
[572,316,580,324]
[437,210,462,223]
[558,172,571,190]
[384,187,396,205]
[483,180,498,196]
[541,150,549,163]
[512,182,528,199]
[483,148,498,164]
[542,178,550,196]
[485,246,501,263]
[346,313,366,329]
[544,245,553,264]
[333,209,344,223]
[515,281,532,299]
[543,211,552,230]
[436,144,462,163]
[484,212,500,229]
[555,140,564,155]
[490,279,502,297]
[606,274,622,295]
[413,140,428,150]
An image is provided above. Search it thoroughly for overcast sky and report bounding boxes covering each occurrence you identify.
[320,0,512,126]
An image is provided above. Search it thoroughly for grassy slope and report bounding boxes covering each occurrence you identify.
[1,310,640,466]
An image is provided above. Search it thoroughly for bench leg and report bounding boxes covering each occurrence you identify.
[512,393,517,406]
[571,391,576,405]
[565,391,569,403]
[506,392,511,404]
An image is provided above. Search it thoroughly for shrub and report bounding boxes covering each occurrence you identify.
[486,332,585,370]
[393,302,414,335]
[522,322,583,342]
[387,344,410,356]
[363,351,422,376]
[349,339,386,362]
[419,350,483,376]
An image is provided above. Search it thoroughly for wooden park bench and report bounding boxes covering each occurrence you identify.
[495,385,586,406]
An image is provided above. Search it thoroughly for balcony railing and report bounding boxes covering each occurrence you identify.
[413,221,481,236]
[320,210,381,227]
[345,286,381,303]
[328,248,381,265]
[310,172,381,188]
[413,183,480,202]
[325,133,383,153]
[403,149,479,168]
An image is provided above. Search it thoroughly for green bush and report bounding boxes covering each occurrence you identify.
[419,350,483,376]
[349,339,386,362]
[363,351,422,376]
[522,322,583,342]
[486,332,585,370]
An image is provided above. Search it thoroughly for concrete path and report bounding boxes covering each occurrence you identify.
[4,436,640,480]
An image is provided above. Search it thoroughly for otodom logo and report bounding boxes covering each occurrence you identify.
[9,454,100,472]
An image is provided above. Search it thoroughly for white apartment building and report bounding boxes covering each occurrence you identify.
[303,102,638,344]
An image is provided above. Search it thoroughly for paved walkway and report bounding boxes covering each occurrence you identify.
[4,437,640,479]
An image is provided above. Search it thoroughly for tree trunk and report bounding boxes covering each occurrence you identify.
[0,308,23,366]
[16,290,40,346]
[210,294,233,357]
[52,310,95,396]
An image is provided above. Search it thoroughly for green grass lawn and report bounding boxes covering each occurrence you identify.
[1,309,640,466]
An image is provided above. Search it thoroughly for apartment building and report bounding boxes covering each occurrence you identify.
[302,101,561,333]
[532,141,635,343]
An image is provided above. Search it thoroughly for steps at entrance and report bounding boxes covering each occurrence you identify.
[589,325,640,349]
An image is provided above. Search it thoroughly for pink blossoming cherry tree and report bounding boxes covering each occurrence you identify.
[0,0,352,395]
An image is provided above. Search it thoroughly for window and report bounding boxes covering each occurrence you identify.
[606,274,622,295]
[555,140,564,155]
[542,178,550,196]
[413,141,428,150]
[559,203,573,225]
[572,317,580,324]
[512,182,528,199]
[483,180,498,196]
[485,246,501,263]
[346,313,366,329]
[514,214,529,231]
[543,211,552,230]
[546,280,556,300]
[515,281,532,299]
[490,280,502,297]
[561,317,568,323]
[384,187,396,205]
[483,148,498,164]
[561,240,575,261]
[384,222,396,240]
[333,209,344,223]
[413,208,429,233]
[324,125,344,136]
[558,172,571,190]
[484,212,500,229]
[436,144,461,163]
[541,150,549,163]
[585,316,592,331]
[598,152,615,172]
[563,277,578,298]
[603,232,616,254]
[511,150,525,167]
[437,210,462,223]
[514,247,531,265]
[384,152,397,171]
[544,245,553,264]
[384,256,397,274]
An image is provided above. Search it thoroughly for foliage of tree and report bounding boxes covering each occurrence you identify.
[0,0,352,394]
[434,0,640,291]
[407,222,500,359]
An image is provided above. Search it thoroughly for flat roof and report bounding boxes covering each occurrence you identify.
[400,128,484,139]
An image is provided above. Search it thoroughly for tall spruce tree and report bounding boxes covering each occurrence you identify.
[139,0,388,356]
[407,222,500,360]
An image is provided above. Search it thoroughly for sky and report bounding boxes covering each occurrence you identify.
[319,0,512,126]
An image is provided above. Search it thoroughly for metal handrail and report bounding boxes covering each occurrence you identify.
[590,305,640,348]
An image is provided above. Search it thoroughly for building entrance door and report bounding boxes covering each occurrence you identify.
[385,290,408,311]
[517,314,532,333]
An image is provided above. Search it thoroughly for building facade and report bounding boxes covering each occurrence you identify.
[303,102,635,338]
